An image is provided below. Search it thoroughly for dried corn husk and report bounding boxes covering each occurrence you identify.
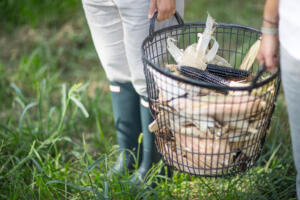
[228,81,250,88]
[149,111,169,132]
[149,66,187,101]
[162,141,227,175]
[192,116,216,130]
[167,14,221,71]
[209,55,232,68]
[170,123,211,137]
[169,95,266,121]
[179,43,208,70]
[240,39,261,71]
[175,133,235,171]
[223,120,260,135]
[149,111,194,132]
[221,130,257,142]
[167,38,183,63]
[162,142,211,175]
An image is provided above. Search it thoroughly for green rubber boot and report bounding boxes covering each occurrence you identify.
[109,82,142,175]
[129,97,161,184]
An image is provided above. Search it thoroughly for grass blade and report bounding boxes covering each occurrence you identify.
[18,102,38,131]
[70,96,89,118]
[10,83,26,103]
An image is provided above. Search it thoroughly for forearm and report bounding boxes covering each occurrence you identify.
[262,0,279,28]
[256,0,280,72]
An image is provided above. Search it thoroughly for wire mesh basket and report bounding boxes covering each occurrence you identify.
[142,13,280,177]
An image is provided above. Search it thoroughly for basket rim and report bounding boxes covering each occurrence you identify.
[142,22,280,92]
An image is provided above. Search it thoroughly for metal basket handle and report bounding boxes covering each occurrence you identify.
[149,11,184,41]
[248,64,267,92]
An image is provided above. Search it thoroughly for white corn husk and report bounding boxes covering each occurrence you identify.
[204,37,219,63]
[180,43,207,70]
[162,142,211,175]
[170,116,216,137]
[148,111,170,132]
[240,39,261,71]
[169,121,210,137]
[149,111,193,133]
[223,120,259,135]
[174,133,235,170]
[192,117,216,130]
[196,14,216,59]
[163,146,232,175]
[167,14,221,71]
[222,130,257,142]
[168,95,266,121]
[228,80,250,88]
[148,66,186,101]
[179,35,219,70]
[209,55,232,67]
[167,38,183,63]
[178,81,206,96]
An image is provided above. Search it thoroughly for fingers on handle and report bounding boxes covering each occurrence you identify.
[148,0,157,19]
[157,11,168,22]
[157,3,176,22]
[256,52,265,67]
[274,56,280,67]
[263,54,281,73]
[157,10,175,21]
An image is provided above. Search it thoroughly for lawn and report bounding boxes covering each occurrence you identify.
[0,0,296,199]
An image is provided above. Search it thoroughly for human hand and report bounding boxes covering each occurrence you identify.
[148,0,176,22]
[256,33,280,73]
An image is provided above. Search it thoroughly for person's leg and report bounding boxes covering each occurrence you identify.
[280,46,300,199]
[82,0,131,82]
[110,82,142,173]
[82,0,141,174]
[115,0,184,97]
[129,97,161,183]
[115,0,184,183]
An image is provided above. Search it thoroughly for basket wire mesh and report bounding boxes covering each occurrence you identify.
[142,16,280,177]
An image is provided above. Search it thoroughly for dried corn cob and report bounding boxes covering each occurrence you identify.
[206,64,251,79]
[178,65,228,86]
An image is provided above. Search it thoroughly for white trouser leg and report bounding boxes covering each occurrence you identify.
[280,46,300,199]
[83,0,184,96]
[82,0,131,83]
[115,0,184,96]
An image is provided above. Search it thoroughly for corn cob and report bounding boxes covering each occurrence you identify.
[178,65,228,86]
[206,64,251,79]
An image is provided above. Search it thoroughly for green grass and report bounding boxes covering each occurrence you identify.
[0,0,297,199]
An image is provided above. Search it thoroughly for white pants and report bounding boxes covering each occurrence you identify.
[82,0,184,96]
[281,46,300,199]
